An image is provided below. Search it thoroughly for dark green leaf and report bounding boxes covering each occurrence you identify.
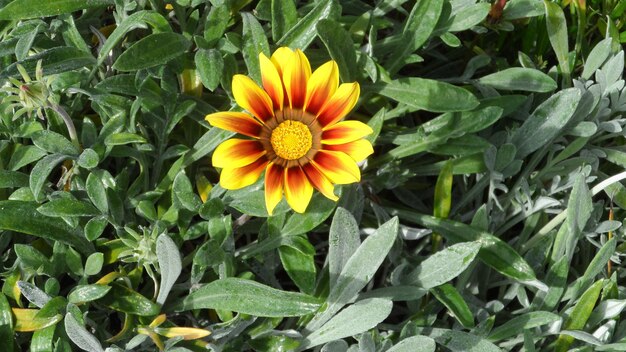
[277,0,340,49]
[112,33,190,71]
[376,78,479,113]
[37,198,100,217]
[316,19,357,82]
[0,0,114,20]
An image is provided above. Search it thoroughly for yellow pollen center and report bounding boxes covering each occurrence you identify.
[270,120,312,160]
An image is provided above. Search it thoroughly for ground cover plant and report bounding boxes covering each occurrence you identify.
[1,0,626,351]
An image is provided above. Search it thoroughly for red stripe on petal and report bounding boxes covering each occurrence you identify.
[232,75,274,121]
[219,157,268,190]
[316,82,360,127]
[303,163,338,201]
[283,49,311,109]
[265,162,284,216]
[212,139,266,169]
[322,120,373,145]
[284,166,313,213]
[260,53,285,111]
[305,61,338,116]
[311,150,361,185]
[205,111,264,137]
[324,139,374,162]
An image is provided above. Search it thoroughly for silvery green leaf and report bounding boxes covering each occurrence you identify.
[156,234,182,305]
[64,312,105,352]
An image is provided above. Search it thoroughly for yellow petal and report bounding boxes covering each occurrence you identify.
[205,111,264,137]
[322,120,373,145]
[305,61,339,115]
[212,139,265,169]
[316,82,360,127]
[265,162,284,216]
[232,75,274,121]
[284,166,313,213]
[270,47,294,77]
[260,53,285,110]
[324,139,374,162]
[311,150,361,184]
[155,327,211,340]
[283,49,311,109]
[219,158,268,190]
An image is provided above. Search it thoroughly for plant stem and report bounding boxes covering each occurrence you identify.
[49,103,80,149]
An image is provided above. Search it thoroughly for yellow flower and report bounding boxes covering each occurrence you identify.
[206,47,374,215]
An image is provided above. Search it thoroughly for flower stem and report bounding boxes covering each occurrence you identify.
[49,103,80,149]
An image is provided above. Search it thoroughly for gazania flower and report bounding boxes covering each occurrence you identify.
[206,47,373,215]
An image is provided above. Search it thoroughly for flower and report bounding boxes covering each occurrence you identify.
[206,47,374,215]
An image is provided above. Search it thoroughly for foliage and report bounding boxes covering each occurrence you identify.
[0,0,625,351]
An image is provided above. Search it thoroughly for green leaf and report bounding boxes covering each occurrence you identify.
[316,19,357,82]
[104,132,147,146]
[76,149,99,169]
[84,252,104,276]
[434,161,453,219]
[98,10,171,66]
[447,3,490,32]
[377,78,479,113]
[555,280,604,352]
[241,12,270,84]
[418,328,501,352]
[112,32,190,71]
[1,47,95,78]
[0,170,29,188]
[17,281,51,308]
[84,217,107,241]
[582,38,612,80]
[37,198,100,217]
[29,154,68,200]
[307,217,398,331]
[0,200,93,255]
[8,145,47,171]
[98,283,160,316]
[195,49,223,91]
[301,298,393,350]
[172,171,202,212]
[156,234,182,305]
[0,0,113,20]
[279,235,316,295]
[86,173,108,214]
[477,68,557,92]
[64,311,104,352]
[386,0,443,73]
[544,0,570,79]
[172,278,321,317]
[430,283,474,328]
[387,336,436,352]
[400,242,480,289]
[511,88,581,158]
[277,0,340,49]
[281,193,336,235]
[394,211,540,285]
[569,237,616,302]
[0,293,12,347]
[271,0,297,41]
[30,130,79,156]
[328,207,361,289]
[488,311,560,341]
[68,285,111,304]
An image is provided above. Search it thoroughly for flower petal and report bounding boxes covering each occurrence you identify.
[219,158,268,190]
[324,139,374,162]
[212,139,266,169]
[260,53,284,111]
[205,111,264,137]
[322,120,373,145]
[284,166,313,213]
[265,162,284,216]
[305,61,339,115]
[232,74,274,121]
[303,163,338,201]
[270,47,294,77]
[311,150,361,184]
[283,49,311,109]
[316,82,360,127]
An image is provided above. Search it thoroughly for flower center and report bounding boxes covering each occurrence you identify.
[270,120,312,160]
